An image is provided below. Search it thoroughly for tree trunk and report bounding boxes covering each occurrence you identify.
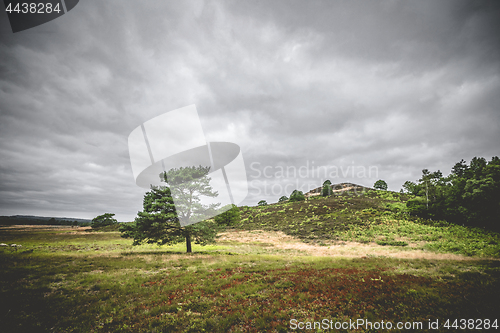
[186,233,192,253]
[425,182,429,210]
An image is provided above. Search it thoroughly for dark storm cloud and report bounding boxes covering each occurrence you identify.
[0,0,499,218]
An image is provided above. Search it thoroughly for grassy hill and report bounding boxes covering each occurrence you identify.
[236,186,500,258]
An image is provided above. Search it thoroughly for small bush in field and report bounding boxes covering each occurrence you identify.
[91,213,118,229]
[376,240,408,246]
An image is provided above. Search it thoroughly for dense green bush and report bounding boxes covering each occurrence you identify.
[289,190,305,202]
[215,204,241,226]
[278,196,288,203]
[374,180,388,191]
[91,213,118,229]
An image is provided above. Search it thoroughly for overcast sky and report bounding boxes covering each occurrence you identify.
[1,0,499,221]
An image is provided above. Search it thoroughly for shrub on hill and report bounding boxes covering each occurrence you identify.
[215,204,241,226]
[289,190,305,202]
[278,196,288,203]
[374,180,388,191]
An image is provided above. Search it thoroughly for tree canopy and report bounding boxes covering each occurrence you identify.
[374,180,388,191]
[161,165,219,225]
[289,190,305,202]
[120,166,223,252]
[404,156,500,232]
[321,184,332,197]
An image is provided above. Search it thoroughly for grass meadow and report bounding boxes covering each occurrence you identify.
[0,226,499,332]
[1,191,499,332]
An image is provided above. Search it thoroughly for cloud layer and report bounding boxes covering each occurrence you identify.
[1,0,499,221]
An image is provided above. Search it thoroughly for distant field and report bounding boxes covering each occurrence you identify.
[1,224,499,332]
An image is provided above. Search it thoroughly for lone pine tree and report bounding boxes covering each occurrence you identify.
[120,166,221,253]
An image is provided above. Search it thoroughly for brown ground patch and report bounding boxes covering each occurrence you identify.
[218,229,475,260]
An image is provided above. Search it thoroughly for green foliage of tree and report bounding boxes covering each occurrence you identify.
[374,180,388,191]
[258,200,268,206]
[401,181,420,195]
[91,213,118,229]
[321,184,332,197]
[405,156,500,232]
[214,204,241,226]
[120,166,221,253]
[289,190,305,202]
[323,180,332,186]
[406,197,427,216]
[161,166,219,224]
[278,196,288,203]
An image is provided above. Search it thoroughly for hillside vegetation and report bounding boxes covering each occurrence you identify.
[1,183,499,332]
[237,187,500,258]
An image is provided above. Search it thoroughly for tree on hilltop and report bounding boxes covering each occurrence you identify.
[289,190,305,202]
[322,184,332,196]
[374,180,388,191]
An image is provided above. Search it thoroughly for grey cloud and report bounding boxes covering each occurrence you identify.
[1,0,498,217]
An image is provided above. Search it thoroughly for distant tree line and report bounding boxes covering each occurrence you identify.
[402,156,500,232]
[0,216,91,226]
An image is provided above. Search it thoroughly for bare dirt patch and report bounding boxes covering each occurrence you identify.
[218,229,473,260]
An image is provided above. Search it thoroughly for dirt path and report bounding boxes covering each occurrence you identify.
[218,229,474,260]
